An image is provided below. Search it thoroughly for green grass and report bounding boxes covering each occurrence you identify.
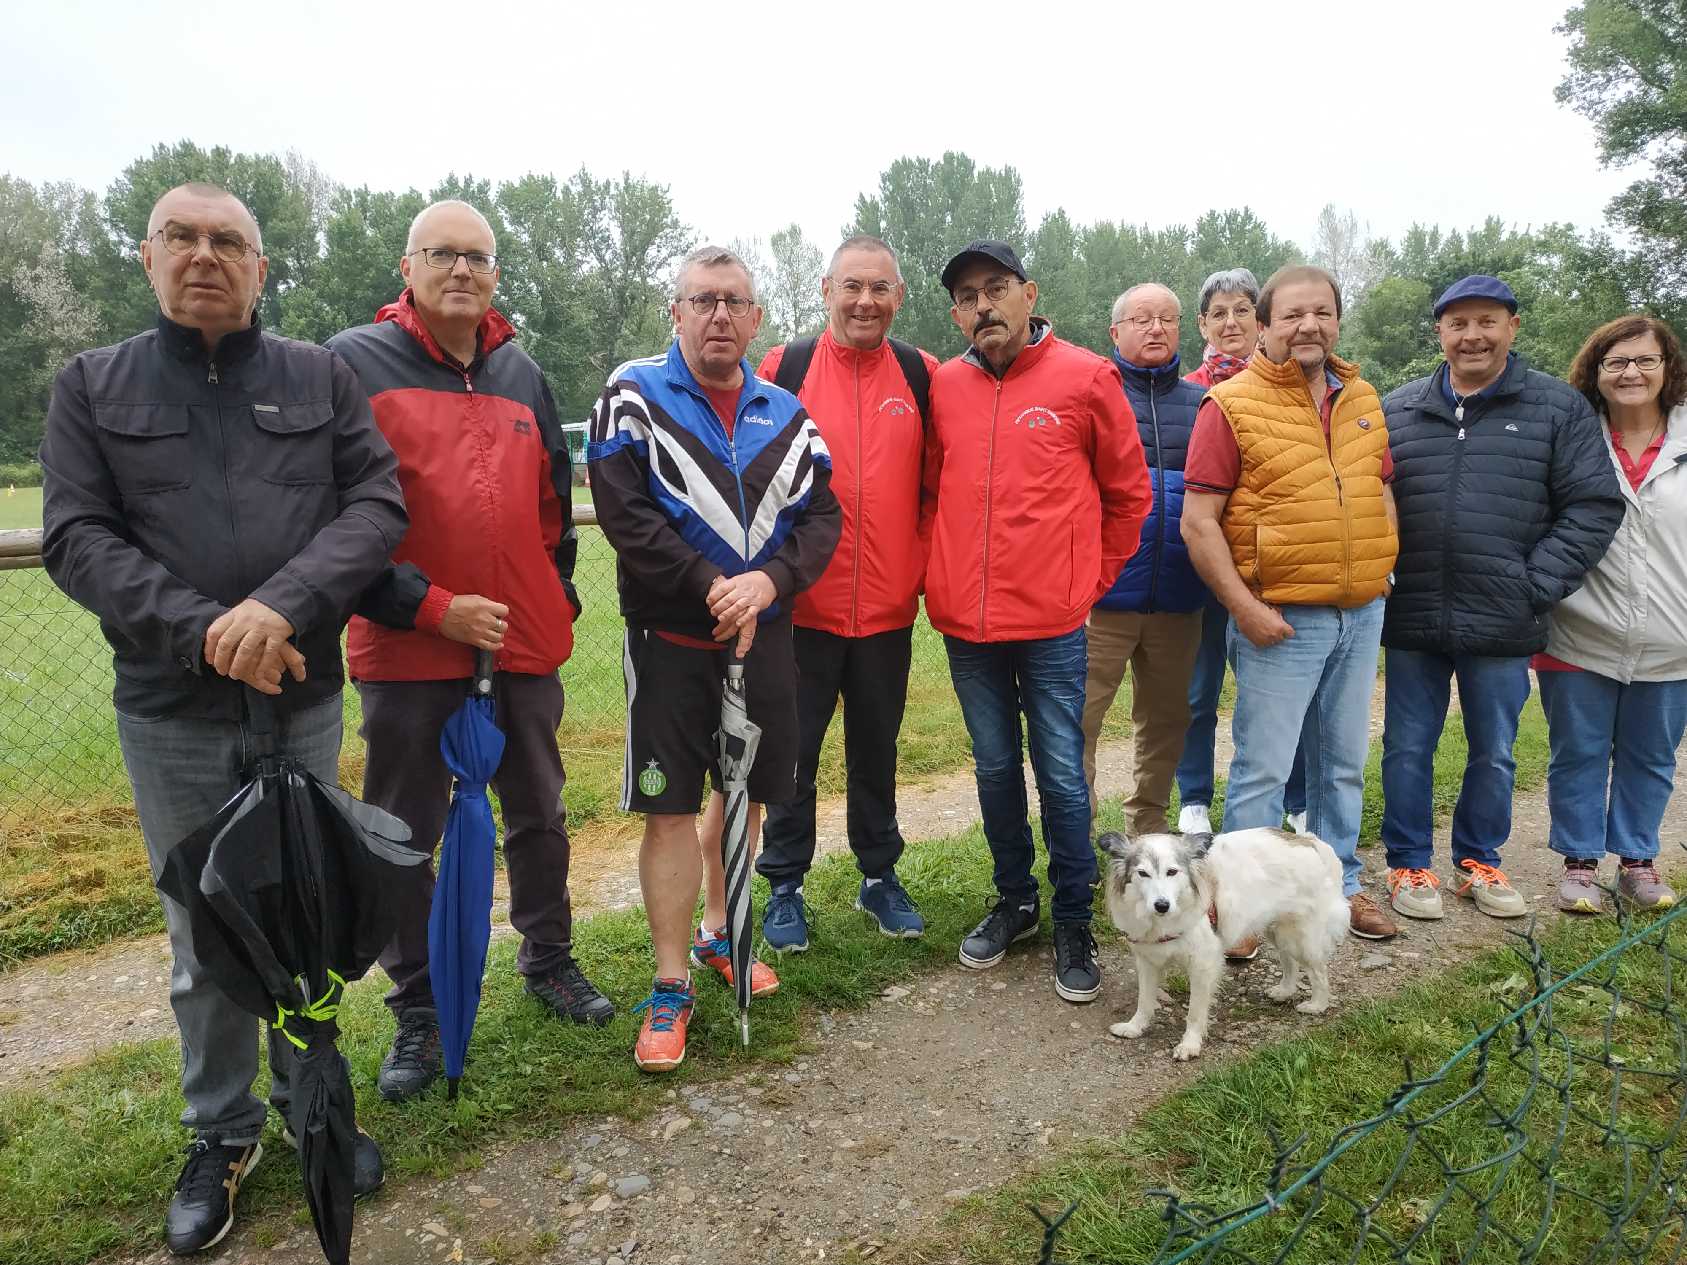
[0,486,42,531]
[908,900,1686,1265]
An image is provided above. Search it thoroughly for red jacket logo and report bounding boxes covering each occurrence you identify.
[1014,406,1061,429]
[877,395,915,418]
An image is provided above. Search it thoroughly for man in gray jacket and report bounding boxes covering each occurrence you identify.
[39,182,407,1256]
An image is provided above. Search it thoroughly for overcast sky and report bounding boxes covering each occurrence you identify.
[7,0,1630,257]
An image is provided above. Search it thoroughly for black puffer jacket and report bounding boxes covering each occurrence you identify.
[1381,354,1623,657]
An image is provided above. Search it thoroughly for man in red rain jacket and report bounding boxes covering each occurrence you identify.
[754,234,938,952]
[921,240,1151,1004]
[330,200,612,1105]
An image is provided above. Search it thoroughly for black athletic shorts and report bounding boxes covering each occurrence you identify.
[619,618,799,814]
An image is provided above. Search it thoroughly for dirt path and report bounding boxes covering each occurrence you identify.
[0,693,1269,1089]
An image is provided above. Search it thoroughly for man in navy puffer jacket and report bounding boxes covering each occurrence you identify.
[1080,283,1209,837]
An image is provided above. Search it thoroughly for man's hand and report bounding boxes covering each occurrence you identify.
[204,599,306,696]
[439,595,510,650]
[708,571,777,656]
[1234,597,1295,649]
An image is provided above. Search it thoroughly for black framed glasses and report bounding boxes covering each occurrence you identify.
[684,293,754,318]
[153,225,258,263]
[953,277,1017,312]
[411,247,498,274]
[1600,354,1665,374]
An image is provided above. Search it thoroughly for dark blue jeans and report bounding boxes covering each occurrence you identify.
[944,628,1095,923]
[1538,669,1687,862]
[1379,648,1532,871]
[1176,597,1305,815]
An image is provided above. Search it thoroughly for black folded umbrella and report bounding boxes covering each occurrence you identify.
[157,691,422,1264]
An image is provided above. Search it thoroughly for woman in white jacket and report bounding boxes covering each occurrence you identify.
[1536,314,1687,914]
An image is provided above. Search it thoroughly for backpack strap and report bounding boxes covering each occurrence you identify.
[772,336,819,397]
[887,337,932,428]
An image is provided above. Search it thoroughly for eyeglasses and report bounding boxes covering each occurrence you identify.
[411,247,498,274]
[683,293,755,318]
[1117,313,1180,330]
[1204,303,1254,322]
[1600,354,1665,374]
[833,279,899,300]
[953,277,1017,312]
[153,225,258,264]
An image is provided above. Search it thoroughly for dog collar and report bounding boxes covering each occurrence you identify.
[1128,932,1181,945]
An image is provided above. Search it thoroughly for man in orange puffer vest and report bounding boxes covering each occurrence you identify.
[1181,264,1401,942]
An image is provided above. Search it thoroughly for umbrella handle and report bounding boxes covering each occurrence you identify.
[242,687,279,765]
[472,649,496,699]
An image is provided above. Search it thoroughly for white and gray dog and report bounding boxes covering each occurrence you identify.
[1099,828,1350,1060]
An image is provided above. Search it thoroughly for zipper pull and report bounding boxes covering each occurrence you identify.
[463,372,473,394]
[207,362,219,385]
[1457,426,1466,441]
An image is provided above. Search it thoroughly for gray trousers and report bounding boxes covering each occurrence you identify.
[117,695,343,1145]
[356,671,574,1014]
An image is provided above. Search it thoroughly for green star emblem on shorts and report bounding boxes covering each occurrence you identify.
[638,759,667,798]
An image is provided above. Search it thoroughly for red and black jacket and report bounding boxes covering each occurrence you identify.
[331,291,579,681]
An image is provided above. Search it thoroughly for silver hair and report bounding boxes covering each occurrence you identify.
[406,200,497,255]
[1197,267,1261,316]
[1111,283,1182,325]
[673,244,758,303]
[826,234,902,282]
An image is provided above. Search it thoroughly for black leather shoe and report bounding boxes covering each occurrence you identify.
[958,895,1040,969]
[377,1007,442,1102]
[526,959,616,1026]
[165,1137,262,1255]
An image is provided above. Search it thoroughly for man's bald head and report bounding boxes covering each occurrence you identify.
[147,182,263,254]
[405,200,496,255]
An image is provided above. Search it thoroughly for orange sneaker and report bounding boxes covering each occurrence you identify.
[632,977,694,1072]
[691,925,779,997]
[1450,860,1528,918]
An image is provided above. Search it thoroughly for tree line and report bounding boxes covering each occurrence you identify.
[1,1,1681,463]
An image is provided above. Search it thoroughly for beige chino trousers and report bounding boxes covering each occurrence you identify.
[1080,607,1204,836]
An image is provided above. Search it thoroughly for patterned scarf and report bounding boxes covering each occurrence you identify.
[1201,343,1250,384]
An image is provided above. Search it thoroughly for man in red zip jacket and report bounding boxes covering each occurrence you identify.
[330,200,612,1104]
[754,235,939,952]
[921,240,1152,1003]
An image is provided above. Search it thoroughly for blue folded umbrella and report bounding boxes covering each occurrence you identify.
[428,650,505,1098]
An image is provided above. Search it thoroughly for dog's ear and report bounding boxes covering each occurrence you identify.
[1096,831,1134,869]
[1183,831,1214,861]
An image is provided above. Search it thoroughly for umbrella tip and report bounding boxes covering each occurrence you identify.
[739,1010,750,1049]
[447,1076,460,1100]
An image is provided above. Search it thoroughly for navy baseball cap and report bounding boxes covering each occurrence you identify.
[1434,275,1518,319]
[941,240,1027,294]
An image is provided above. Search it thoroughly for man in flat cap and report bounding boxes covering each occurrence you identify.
[1377,274,1622,923]
[921,240,1151,1002]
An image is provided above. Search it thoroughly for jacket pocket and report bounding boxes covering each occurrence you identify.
[250,399,335,485]
[92,401,192,495]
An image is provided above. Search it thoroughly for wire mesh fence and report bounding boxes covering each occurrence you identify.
[0,517,954,828]
[1030,896,1687,1264]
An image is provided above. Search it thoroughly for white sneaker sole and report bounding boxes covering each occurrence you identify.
[957,924,1037,970]
[1390,895,1445,921]
[855,898,924,939]
[1054,977,1101,1003]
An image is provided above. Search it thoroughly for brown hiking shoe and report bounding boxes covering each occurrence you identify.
[1224,934,1263,961]
[1348,892,1398,940]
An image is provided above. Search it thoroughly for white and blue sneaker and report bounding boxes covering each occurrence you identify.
[762,883,810,953]
[856,872,925,939]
